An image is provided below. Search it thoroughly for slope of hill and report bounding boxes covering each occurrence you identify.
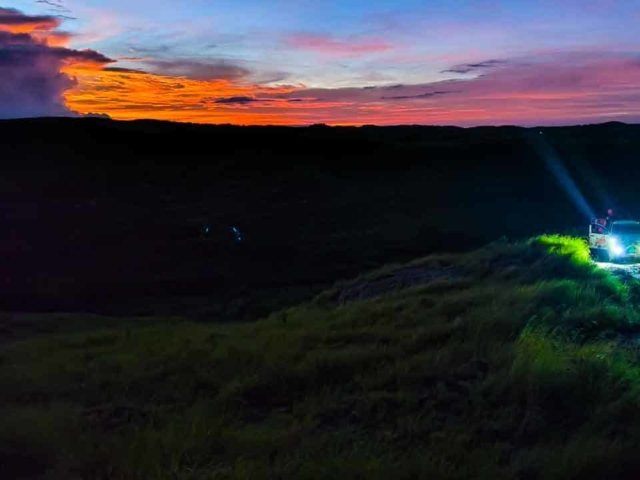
[4,236,640,479]
[2,118,640,317]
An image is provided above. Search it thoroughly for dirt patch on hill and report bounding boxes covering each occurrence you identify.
[337,266,464,305]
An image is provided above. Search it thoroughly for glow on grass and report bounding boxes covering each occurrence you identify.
[534,235,592,265]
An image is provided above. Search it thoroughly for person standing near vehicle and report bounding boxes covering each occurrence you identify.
[597,209,616,228]
[606,209,616,225]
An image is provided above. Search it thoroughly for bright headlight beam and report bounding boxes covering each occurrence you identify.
[611,244,624,255]
[609,237,624,255]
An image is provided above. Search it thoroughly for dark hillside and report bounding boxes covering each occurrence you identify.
[5,237,640,479]
[1,119,639,316]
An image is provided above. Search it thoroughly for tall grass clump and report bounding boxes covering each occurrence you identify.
[533,235,592,266]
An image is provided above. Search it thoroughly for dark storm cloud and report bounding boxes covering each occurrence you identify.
[441,59,506,74]
[0,30,111,64]
[381,90,459,100]
[0,31,31,44]
[144,59,251,81]
[0,7,113,119]
[0,7,60,28]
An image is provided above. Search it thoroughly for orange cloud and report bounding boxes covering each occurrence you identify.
[63,66,305,124]
[31,30,72,47]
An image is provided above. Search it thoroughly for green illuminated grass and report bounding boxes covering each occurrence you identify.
[533,234,592,265]
[3,237,640,479]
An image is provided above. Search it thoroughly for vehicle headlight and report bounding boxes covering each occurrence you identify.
[609,237,624,255]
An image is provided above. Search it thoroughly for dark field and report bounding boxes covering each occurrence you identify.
[5,120,640,479]
[2,118,639,317]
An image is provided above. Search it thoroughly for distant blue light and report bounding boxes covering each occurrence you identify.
[232,226,243,243]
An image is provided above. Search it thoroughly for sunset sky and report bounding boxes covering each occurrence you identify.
[3,0,640,125]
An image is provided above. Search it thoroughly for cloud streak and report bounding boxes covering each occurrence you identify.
[380,90,458,101]
[35,0,71,13]
[210,96,259,104]
[284,32,393,57]
[441,59,506,74]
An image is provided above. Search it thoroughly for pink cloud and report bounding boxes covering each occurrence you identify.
[284,32,393,57]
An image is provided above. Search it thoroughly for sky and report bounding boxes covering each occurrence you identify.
[2,0,640,125]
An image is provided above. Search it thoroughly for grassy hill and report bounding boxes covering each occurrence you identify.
[2,119,640,317]
[4,236,640,479]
